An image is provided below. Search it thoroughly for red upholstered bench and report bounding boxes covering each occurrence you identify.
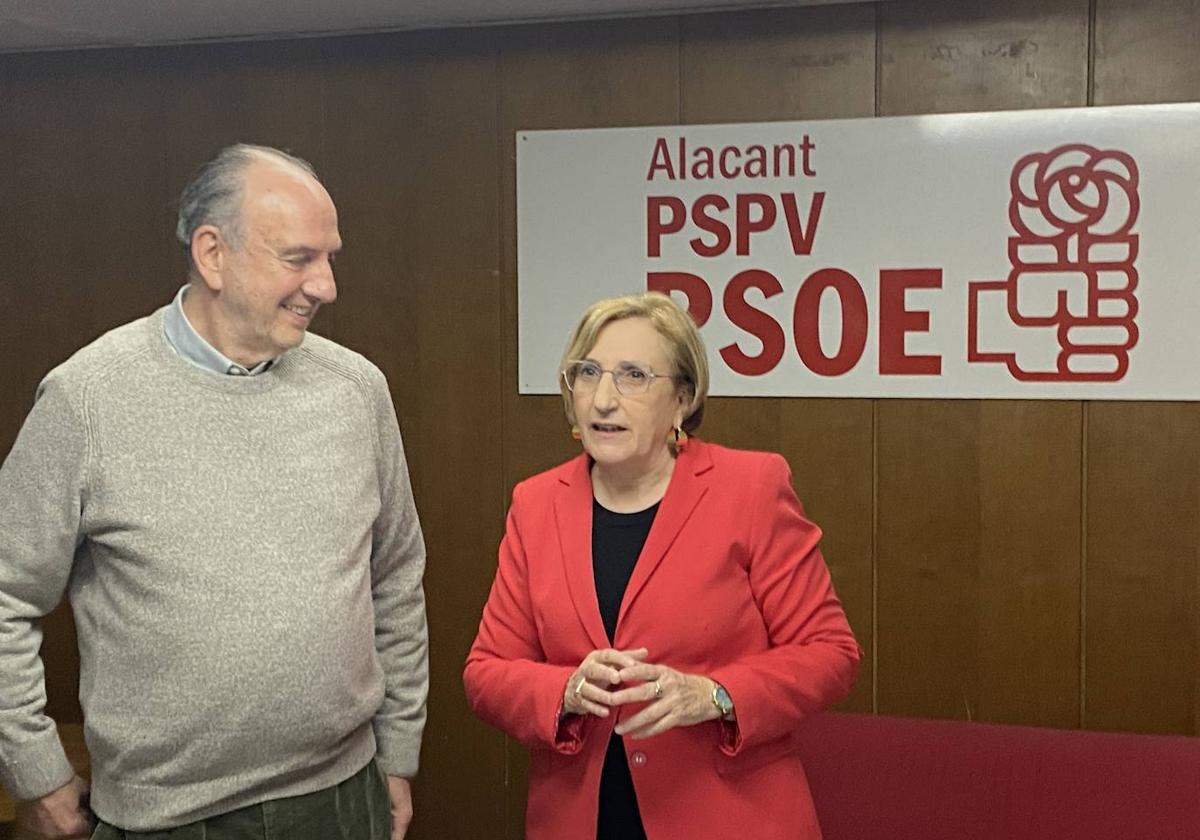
[793,712,1200,840]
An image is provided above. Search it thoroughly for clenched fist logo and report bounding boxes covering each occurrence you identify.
[968,143,1139,381]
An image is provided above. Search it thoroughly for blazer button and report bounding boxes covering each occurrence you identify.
[630,751,647,767]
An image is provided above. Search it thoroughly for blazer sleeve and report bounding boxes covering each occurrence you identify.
[709,453,861,755]
[463,483,585,753]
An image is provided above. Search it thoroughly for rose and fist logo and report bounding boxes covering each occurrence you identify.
[968,143,1140,381]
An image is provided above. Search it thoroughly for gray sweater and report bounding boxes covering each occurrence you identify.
[0,308,428,829]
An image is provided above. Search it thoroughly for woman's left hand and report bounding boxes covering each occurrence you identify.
[609,661,721,739]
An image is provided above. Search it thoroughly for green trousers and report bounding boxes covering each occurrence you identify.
[92,761,391,840]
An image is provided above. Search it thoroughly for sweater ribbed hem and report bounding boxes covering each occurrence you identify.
[92,725,376,831]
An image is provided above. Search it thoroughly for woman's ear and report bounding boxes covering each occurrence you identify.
[674,389,688,429]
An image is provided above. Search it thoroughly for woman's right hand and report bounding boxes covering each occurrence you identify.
[562,647,649,718]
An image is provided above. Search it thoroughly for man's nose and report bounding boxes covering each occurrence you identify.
[303,261,337,304]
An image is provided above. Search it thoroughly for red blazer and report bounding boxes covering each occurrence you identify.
[464,439,861,840]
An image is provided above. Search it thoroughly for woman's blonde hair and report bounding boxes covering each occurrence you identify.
[559,291,709,433]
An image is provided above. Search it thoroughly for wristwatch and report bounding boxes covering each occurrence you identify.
[712,682,735,718]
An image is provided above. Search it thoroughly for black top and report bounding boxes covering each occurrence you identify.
[592,498,659,840]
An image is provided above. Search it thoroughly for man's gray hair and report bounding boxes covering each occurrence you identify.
[175,144,319,266]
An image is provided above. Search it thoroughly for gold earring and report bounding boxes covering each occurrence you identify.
[672,426,688,450]
[571,426,582,441]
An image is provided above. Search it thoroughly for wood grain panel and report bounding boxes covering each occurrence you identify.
[1085,404,1200,734]
[880,0,1089,116]
[876,0,1089,725]
[1094,0,1200,105]
[317,31,507,838]
[680,4,877,711]
[498,17,680,837]
[3,4,1199,833]
[0,47,177,726]
[877,401,1080,725]
[159,39,330,180]
[1089,0,1200,736]
[976,401,1081,727]
[681,4,877,123]
[876,400,983,719]
[781,399,875,712]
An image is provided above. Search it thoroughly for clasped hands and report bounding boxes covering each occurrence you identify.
[562,647,721,739]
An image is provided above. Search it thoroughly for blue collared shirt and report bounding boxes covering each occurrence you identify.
[163,285,275,376]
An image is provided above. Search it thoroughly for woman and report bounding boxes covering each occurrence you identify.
[464,292,860,840]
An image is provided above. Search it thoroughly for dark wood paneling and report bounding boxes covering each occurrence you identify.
[2,1,1199,833]
[159,39,330,179]
[975,401,1082,727]
[1094,0,1200,105]
[876,0,1089,725]
[877,400,1082,725]
[1,48,178,725]
[1087,0,1200,737]
[1085,404,1200,734]
[680,4,877,711]
[781,399,875,712]
[680,5,877,123]
[880,0,1090,116]
[317,31,507,838]
[497,18,681,837]
[876,400,984,719]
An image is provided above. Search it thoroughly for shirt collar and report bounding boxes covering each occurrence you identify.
[163,285,275,376]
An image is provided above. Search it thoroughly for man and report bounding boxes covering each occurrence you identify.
[0,145,428,839]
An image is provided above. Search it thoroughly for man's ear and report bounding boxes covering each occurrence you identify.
[191,225,226,292]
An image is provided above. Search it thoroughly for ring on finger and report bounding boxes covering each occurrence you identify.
[574,676,587,697]
[653,679,663,699]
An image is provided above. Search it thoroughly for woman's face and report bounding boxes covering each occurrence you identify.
[572,317,685,478]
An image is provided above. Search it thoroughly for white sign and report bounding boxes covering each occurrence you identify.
[517,103,1200,399]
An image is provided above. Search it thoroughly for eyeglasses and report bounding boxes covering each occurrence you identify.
[561,360,680,396]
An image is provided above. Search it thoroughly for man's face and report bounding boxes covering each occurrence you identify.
[215,161,341,363]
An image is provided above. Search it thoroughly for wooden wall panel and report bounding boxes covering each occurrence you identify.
[3,0,1200,833]
[158,39,331,182]
[680,4,877,711]
[680,5,877,123]
[879,0,1089,116]
[497,19,681,837]
[975,401,1082,727]
[878,402,1082,725]
[1094,0,1200,105]
[1089,0,1200,735]
[1,48,178,725]
[1084,405,1200,734]
[875,401,983,718]
[782,399,876,712]
[877,400,1081,726]
[875,0,1088,725]
[318,31,508,837]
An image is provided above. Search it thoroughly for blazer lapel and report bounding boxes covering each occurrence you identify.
[554,454,611,651]
[617,441,713,628]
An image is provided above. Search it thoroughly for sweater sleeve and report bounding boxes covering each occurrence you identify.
[709,453,862,756]
[0,375,87,801]
[365,369,429,778]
